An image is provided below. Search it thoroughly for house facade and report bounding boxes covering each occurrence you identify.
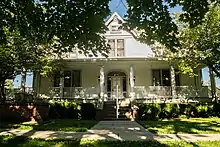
[33,12,211,104]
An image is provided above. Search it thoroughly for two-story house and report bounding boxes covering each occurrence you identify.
[33,12,211,105]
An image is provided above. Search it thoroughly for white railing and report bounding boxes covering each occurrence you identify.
[50,87,99,100]
[5,86,212,102]
[134,86,172,99]
[5,87,34,101]
[176,86,210,98]
[134,86,210,99]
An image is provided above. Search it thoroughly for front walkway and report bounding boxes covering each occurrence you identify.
[1,121,220,141]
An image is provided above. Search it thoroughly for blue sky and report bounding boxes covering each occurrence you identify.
[13,0,220,87]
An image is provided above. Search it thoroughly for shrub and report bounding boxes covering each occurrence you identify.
[139,104,161,120]
[81,103,96,120]
[184,103,198,118]
[197,104,209,118]
[48,101,82,119]
[213,103,220,117]
[137,103,217,120]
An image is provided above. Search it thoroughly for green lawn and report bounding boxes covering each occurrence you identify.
[0,136,220,147]
[139,117,220,134]
[0,119,98,132]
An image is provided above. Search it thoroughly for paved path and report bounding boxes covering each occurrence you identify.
[1,121,220,141]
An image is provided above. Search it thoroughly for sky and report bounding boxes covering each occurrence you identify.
[13,0,220,88]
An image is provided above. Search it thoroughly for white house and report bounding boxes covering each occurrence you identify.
[32,12,213,104]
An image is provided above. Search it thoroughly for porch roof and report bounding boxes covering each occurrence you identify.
[63,57,170,62]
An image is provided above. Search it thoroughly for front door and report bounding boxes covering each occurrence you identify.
[107,71,127,99]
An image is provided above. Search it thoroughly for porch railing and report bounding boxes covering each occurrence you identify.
[49,86,211,100]
[50,87,99,100]
[133,86,210,99]
[5,86,212,102]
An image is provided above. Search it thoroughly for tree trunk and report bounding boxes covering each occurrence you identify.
[0,80,6,104]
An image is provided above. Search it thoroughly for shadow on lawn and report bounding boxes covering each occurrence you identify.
[142,119,220,134]
[0,135,171,147]
[0,119,98,132]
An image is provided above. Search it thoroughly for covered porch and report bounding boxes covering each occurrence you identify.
[33,59,212,102]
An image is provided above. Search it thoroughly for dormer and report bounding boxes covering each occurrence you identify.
[105,12,125,34]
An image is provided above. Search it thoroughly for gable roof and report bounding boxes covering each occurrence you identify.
[105,12,125,26]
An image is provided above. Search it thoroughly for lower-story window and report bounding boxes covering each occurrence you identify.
[152,69,180,86]
[53,70,81,87]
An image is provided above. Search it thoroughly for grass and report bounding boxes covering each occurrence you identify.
[1,136,220,147]
[0,119,98,132]
[139,117,220,134]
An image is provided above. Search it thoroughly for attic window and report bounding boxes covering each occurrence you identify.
[110,25,121,33]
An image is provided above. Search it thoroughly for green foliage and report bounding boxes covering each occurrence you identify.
[0,0,111,103]
[213,103,220,117]
[81,103,97,120]
[137,103,220,120]
[126,1,220,77]
[126,0,217,51]
[48,101,96,120]
[197,104,209,118]
[139,103,161,120]
[160,104,180,118]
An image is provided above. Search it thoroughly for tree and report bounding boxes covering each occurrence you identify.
[0,0,111,103]
[126,0,220,76]
[172,3,220,77]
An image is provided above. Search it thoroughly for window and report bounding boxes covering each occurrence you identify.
[108,39,115,56]
[152,70,161,86]
[110,25,121,33]
[53,72,60,87]
[53,70,81,87]
[107,39,124,57]
[111,25,118,32]
[72,70,81,87]
[152,69,180,86]
[64,71,71,87]
[117,39,124,56]
[152,69,171,86]
[175,70,180,86]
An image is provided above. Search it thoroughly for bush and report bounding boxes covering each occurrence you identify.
[81,103,96,120]
[140,104,161,120]
[160,104,180,118]
[213,103,220,117]
[48,101,82,119]
[137,103,218,120]
[197,104,209,118]
[184,103,198,118]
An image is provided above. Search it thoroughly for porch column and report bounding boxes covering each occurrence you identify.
[60,70,64,98]
[100,66,105,100]
[170,64,176,98]
[129,65,135,100]
[209,67,216,101]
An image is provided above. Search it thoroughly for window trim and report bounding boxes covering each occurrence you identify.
[107,39,125,57]
[53,70,81,87]
[152,69,180,86]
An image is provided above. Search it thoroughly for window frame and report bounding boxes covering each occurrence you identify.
[107,39,125,57]
[53,70,81,87]
[152,69,180,86]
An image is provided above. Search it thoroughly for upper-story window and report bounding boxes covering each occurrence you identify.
[117,39,124,56]
[107,39,124,57]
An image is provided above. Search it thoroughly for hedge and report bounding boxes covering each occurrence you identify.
[48,101,97,120]
[137,103,220,120]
